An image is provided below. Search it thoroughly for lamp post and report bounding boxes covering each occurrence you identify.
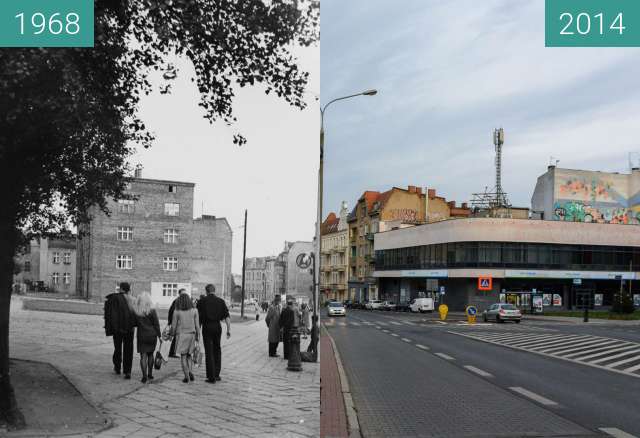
[315,89,377,324]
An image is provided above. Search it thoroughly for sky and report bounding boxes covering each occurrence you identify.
[321,0,640,216]
[130,44,319,274]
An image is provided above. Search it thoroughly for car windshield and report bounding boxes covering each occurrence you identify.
[329,302,343,307]
[501,304,517,310]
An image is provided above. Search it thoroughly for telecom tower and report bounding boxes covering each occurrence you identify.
[470,128,511,216]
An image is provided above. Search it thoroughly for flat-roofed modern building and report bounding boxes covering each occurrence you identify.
[76,171,232,307]
[374,218,640,312]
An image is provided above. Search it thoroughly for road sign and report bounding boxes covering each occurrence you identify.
[465,305,477,324]
[438,304,448,321]
[478,276,492,291]
[296,253,312,269]
[439,286,445,295]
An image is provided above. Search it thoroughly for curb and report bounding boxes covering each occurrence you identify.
[322,325,361,438]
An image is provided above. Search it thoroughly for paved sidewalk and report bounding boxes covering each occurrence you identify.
[320,334,348,438]
[9,296,319,437]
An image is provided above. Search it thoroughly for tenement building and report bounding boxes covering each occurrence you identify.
[13,238,77,294]
[244,256,278,303]
[76,171,232,307]
[348,185,470,303]
[321,202,349,302]
[374,218,640,312]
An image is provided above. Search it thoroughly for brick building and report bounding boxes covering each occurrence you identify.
[13,238,77,294]
[76,172,232,307]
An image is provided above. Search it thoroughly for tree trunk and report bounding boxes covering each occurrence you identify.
[0,216,25,429]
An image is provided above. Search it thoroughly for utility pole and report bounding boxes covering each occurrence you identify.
[241,210,247,319]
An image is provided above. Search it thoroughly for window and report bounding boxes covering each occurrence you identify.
[164,203,180,216]
[63,252,72,264]
[52,252,60,264]
[164,228,178,243]
[23,261,31,272]
[168,185,177,193]
[52,272,59,284]
[162,283,179,297]
[63,273,71,285]
[118,199,135,214]
[116,255,133,270]
[117,226,133,241]
[163,257,178,271]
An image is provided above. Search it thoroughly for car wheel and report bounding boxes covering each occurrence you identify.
[496,315,502,323]
[483,314,488,322]
[515,319,521,324]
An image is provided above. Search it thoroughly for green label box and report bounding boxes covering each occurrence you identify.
[546,0,640,47]
[0,0,93,47]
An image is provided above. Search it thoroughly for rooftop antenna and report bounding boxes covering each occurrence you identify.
[470,128,511,216]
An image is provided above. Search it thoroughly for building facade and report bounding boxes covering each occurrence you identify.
[76,173,232,307]
[13,238,77,294]
[278,241,314,302]
[532,166,640,225]
[374,218,640,312]
[244,256,278,303]
[348,186,470,303]
[321,202,349,302]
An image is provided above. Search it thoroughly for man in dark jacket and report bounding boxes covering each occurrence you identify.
[280,299,296,360]
[104,282,135,379]
[197,284,230,383]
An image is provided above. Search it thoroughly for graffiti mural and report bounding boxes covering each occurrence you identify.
[558,177,616,202]
[553,201,640,225]
[388,208,419,223]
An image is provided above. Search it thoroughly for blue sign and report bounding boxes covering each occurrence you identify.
[466,306,477,316]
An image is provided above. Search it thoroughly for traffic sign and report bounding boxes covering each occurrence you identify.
[478,276,492,291]
[439,286,445,295]
[465,305,478,324]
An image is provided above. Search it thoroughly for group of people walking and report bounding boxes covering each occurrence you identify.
[265,295,316,360]
[104,282,230,384]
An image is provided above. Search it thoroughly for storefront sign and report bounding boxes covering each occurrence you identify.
[505,270,637,280]
[553,294,563,306]
[594,293,603,306]
[373,269,448,278]
[542,294,552,306]
[478,276,493,291]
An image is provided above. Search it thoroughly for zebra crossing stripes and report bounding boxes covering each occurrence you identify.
[449,330,640,378]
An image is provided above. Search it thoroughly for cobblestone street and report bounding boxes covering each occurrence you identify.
[9,297,319,437]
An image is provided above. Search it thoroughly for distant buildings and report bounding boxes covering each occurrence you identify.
[321,202,349,302]
[244,256,279,303]
[532,165,640,225]
[13,238,77,294]
[76,170,232,307]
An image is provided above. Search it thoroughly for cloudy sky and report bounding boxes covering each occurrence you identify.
[321,0,640,216]
[130,44,319,273]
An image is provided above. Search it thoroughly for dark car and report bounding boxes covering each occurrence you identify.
[396,301,411,312]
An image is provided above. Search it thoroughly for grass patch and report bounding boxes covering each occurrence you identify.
[541,311,640,320]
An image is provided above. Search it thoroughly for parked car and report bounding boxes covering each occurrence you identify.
[365,299,383,310]
[483,303,522,323]
[395,301,411,312]
[382,301,396,311]
[327,301,346,317]
[343,300,353,309]
[409,298,434,313]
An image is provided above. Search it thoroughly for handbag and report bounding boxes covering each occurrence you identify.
[193,342,202,367]
[154,351,163,370]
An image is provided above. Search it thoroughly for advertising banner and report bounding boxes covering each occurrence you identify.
[553,294,563,307]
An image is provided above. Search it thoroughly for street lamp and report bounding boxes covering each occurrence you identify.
[315,89,378,322]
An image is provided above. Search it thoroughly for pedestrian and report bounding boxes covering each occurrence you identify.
[280,299,296,360]
[197,284,231,383]
[265,295,282,357]
[167,288,188,358]
[104,282,136,379]
[301,303,310,339]
[170,293,200,383]
[132,292,161,383]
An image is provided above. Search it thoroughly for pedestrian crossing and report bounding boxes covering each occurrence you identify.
[450,330,640,378]
[322,317,496,328]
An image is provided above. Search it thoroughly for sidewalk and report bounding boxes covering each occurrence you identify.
[8,296,319,437]
[320,333,348,438]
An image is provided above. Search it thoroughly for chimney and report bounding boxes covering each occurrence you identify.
[461,202,468,209]
[134,164,143,179]
[408,185,416,193]
[428,189,436,199]
[448,201,456,209]
[416,187,422,195]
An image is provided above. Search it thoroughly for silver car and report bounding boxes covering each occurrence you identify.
[327,301,346,317]
[483,303,522,323]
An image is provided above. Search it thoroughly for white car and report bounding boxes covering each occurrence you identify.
[409,298,434,313]
[327,301,346,317]
[365,299,383,310]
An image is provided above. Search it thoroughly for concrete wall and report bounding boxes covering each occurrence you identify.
[286,241,314,299]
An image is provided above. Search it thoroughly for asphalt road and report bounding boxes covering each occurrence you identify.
[324,309,640,438]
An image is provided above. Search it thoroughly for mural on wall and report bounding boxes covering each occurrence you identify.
[388,208,420,224]
[554,173,640,225]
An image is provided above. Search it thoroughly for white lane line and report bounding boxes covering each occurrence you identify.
[464,365,493,378]
[509,387,558,406]
[382,329,390,333]
[377,322,389,326]
[350,322,361,326]
[416,344,430,350]
[375,326,381,330]
[599,427,638,438]
[338,322,347,326]
[538,338,614,354]
[542,338,617,355]
[403,321,416,326]
[565,343,633,359]
[591,348,640,365]
[390,321,403,326]
[401,338,412,343]
[435,321,448,325]
[622,362,640,373]
[391,333,399,337]
[435,352,455,361]
[605,354,640,370]
[509,335,585,348]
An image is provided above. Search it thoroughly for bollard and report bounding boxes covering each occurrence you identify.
[287,327,303,371]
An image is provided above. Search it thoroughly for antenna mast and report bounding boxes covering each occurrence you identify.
[470,128,511,216]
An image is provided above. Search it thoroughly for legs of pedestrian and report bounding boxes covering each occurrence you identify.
[180,354,190,383]
[169,337,177,358]
[202,330,215,382]
[123,331,134,378]
[112,334,123,374]
[140,353,148,383]
[283,330,290,360]
[269,342,278,357]
[147,352,154,380]
[213,326,222,380]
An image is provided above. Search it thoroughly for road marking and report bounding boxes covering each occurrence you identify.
[464,365,493,378]
[338,322,347,326]
[350,322,361,326]
[401,338,412,343]
[403,321,416,326]
[382,329,390,333]
[416,344,429,350]
[435,321,448,325]
[604,353,640,370]
[509,387,558,406]
[599,427,638,438]
[390,321,403,326]
[435,352,455,361]
[375,326,381,330]
[538,337,613,354]
[391,333,399,337]
[623,362,640,373]
[591,348,640,365]
[565,343,633,359]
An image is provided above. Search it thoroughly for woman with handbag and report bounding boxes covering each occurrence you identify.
[170,293,200,383]
[132,292,161,383]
